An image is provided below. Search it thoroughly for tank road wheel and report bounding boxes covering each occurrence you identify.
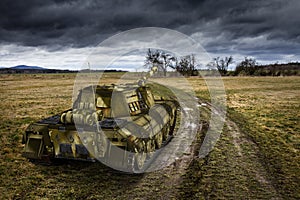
[146,139,155,158]
[162,123,170,141]
[133,152,146,172]
[155,132,163,149]
[170,111,177,135]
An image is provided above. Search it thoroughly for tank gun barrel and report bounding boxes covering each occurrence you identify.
[138,64,158,86]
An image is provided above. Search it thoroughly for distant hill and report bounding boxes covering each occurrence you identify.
[10,65,47,70]
[0,65,78,74]
[0,65,127,74]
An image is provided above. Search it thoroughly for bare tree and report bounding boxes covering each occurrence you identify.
[175,54,197,76]
[145,49,200,77]
[160,52,176,76]
[145,49,176,76]
[214,56,233,76]
[235,57,256,75]
[145,49,161,66]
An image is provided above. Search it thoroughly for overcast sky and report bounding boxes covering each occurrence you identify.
[0,0,299,70]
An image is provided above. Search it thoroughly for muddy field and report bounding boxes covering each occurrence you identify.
[0,74,299,199]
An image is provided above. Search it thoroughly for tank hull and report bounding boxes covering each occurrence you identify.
[22,99,178,171]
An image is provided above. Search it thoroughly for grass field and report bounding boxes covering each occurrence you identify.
[182,76,300,199]
[0,74,299,199]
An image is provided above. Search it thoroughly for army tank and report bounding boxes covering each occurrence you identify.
[22,65,179,172]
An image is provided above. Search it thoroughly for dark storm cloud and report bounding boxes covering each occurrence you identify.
[0,0,299,55]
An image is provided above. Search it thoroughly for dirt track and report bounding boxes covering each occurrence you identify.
[138,78,283,198]
[204,101,281,198]
[119,99,284,199]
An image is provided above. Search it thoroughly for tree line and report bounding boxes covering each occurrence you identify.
[214,56,300,76]
[145,49,300,76]
[233,58,300,76]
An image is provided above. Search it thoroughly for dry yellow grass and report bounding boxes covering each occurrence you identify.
[0,74,299,199]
